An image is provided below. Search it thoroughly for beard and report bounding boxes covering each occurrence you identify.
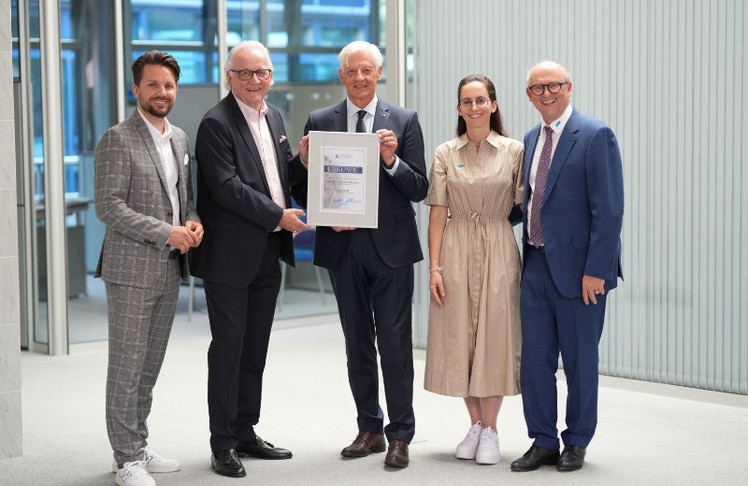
[141,98,173,118]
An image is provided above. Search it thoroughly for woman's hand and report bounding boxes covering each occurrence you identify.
[429,271,445,307]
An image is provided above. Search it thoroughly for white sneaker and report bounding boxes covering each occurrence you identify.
[454,421,483,459]
[112,450,180,474]
[475,427,500,465]
[114,461,156,486]
[142,450,180,473]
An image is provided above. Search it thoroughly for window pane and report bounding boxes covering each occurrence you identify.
[28,0,40,38]
[229,0,377,82]
[11,0,19,78]
[129,1,216,84]
[130,0,205,42]
[60,0,74,38]
[129,50,210,85]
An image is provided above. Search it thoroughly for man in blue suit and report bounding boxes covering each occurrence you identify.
[297,41,428,468]
[510,61,624,473]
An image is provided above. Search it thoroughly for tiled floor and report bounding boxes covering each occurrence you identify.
[6,313,748,485]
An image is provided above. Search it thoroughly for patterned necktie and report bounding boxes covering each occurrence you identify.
[356,110,367,133]
[529,125,554,246]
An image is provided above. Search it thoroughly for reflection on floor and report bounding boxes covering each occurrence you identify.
[67,275,336,344]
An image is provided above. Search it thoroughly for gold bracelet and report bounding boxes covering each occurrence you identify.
[429,266,443,273]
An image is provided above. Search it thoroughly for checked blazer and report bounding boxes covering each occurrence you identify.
[94,109,199,287]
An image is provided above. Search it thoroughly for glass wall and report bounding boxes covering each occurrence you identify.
[14,0,390,348]
[120,0,388,322]
[127,0,380,84]
[13,0,50,348]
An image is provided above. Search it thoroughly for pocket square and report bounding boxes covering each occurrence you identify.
[279,135,287,144]
[183,154,190,165]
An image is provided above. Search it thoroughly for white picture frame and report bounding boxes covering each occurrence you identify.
[306,130,380,228]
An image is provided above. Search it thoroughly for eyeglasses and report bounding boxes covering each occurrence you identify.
[459,97,492,109]
[229,68,272,81]
[528,82,568,96]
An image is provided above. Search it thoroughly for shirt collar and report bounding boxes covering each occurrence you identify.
[543,104,573,135]
[455,130,505,149]
[347,95,378,119]
[234,93,268,119]
[138,107,172,140]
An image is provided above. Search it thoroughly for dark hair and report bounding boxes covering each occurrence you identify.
[456,74,506,137]
[131,50,181,86]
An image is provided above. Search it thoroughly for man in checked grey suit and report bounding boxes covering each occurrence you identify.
[94,50,203,486]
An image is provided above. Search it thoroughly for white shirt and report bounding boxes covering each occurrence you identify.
[140,108,180,230]
[235,96,286,230]
[346,96,400,174]
[528,104,573,244]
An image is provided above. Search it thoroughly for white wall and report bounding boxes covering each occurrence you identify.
[0,0,23,458]
[412,0,747,394]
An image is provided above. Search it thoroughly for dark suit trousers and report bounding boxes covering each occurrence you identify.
[327,230,416,443]
[519,246,607,450]
[204,232,282,453]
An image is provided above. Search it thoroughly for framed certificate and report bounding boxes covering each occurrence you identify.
[306,131,380,228]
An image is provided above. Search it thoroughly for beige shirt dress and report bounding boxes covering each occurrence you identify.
[424,131,524,397]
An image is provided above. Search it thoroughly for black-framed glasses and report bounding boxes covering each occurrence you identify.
[459,96,492,109]
[229,68,272,81]
[528,82,568,96]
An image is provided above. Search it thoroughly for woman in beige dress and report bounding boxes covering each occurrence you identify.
[424,74,523,465]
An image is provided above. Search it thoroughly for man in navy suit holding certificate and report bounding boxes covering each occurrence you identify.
[297,41,428,468]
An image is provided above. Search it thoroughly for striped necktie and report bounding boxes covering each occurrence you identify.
[529,125,554,246]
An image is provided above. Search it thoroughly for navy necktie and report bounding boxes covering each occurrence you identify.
[355,110,367,133]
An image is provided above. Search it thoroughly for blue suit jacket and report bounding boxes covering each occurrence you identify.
[298,99,429,269]
[522,108,624,298]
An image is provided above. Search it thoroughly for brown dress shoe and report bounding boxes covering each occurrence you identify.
[384,440,409,468]
[341,431,387,457]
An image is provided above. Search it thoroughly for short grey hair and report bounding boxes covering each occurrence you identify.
[224,40,274,90]
[338,41,383,70]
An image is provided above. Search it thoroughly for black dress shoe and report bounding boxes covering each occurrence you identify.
[557,445,586,472]
[510,445,560,472]
[384,440,409,468]
[211,449,246,477]
[237,436,292,460]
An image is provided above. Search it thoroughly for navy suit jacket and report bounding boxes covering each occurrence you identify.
[522,108,624,298]
[298,99,429,269]
[190,92,307,288]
